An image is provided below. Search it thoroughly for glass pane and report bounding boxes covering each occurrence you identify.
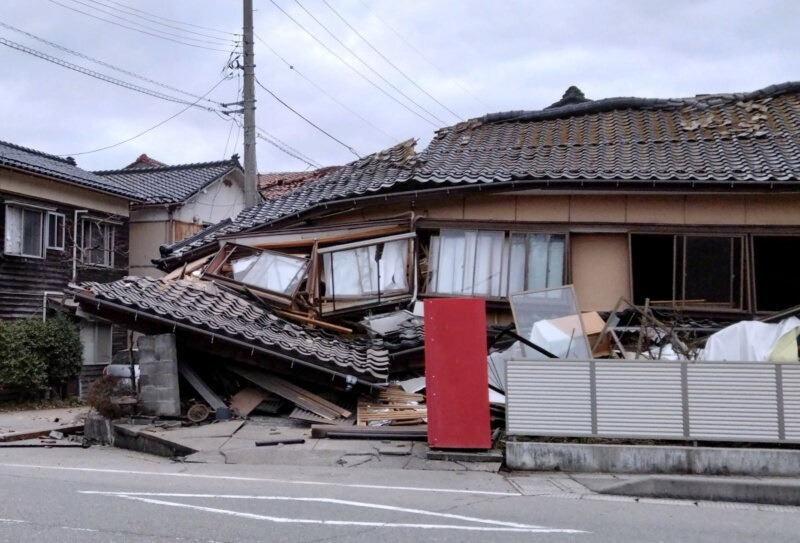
[527,234,550,290]
[505,233,526,296]
[324,240,409,297]
[472,231,503,296]
[240,251,307,295]
[510,286,592,360]
[22,209,42,257]
[4,206,22,254]
[430,230,467,293]
[546,235,565,287]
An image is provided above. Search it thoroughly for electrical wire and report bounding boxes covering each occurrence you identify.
[255,76,360,159]
[292,0,447,126]
[254,32,397,145]
[321,0,462,122]
[0,38,221,112]
[257,129,321,169]
[98,0,238,37]
[0,20,225,108]
[268,0,439,128]
[357,0,490,110]
[47,0,235,52]
[83,0,238,43]
[57,77,230,157]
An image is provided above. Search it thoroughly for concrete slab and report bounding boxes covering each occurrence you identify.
[0,407,90,441]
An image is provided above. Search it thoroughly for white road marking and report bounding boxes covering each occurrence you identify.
[0,462,518,496]
[0,518,27,524]
[82,491,548,529]
[85,491,585,534]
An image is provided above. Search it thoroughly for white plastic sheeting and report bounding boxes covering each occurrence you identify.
[700,317,800,362]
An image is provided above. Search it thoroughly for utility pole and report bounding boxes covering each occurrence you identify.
[243,0,259,208]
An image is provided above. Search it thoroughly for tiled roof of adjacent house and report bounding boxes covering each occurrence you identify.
[124,153,168,169]
[161,139,417,261]
[95,157,242,204]
[0,139,139,199]
[159,82,800,265]
[72,277,391,383]
[413,81,800,185]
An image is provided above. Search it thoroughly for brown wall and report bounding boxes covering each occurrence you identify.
[571,234,631,311]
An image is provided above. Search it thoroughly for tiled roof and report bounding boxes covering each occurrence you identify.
[258,167,340,201]
[0,140,139,200]
[95,157,242,204]
[161,139,417,261]
[160,82,800,264]
[72,277,390,383]
[413,81,800,185]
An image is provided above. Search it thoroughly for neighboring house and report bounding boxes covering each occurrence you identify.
[95,155,245,277]
[72,81,800,387]
[0,140,137,390]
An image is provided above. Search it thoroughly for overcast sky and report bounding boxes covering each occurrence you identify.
[1,0,798,174]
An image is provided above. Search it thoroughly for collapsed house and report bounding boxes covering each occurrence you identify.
[69,82,800,441]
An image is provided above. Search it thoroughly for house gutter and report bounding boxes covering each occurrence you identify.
[72,291,388,388]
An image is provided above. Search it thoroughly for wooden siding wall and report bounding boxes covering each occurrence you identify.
[0,198,129,319]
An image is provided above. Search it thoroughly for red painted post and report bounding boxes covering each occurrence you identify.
[424,298,491,449]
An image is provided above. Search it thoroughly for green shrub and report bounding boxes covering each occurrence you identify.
[0,315,83,397]
[0,319,48,394]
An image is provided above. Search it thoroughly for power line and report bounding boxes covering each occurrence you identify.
[47,0,235,53]
[83,0,237,43]
[256,76,361,159]
[321,0,463,122]
[0,20,225,108]
[58,78,230,157]
[0,37,220,112]
[257,128,321,169]
[254,32,398,145]
[98,0,238,37]
[292,0,447,126]
[357,0,490,110]
[267,0,439,129]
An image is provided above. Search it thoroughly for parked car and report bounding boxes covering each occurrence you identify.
[103,349,139,390]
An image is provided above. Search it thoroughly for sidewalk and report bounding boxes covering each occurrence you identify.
[1,406,799,507]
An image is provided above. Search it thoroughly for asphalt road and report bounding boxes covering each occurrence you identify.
[0,446,798,542]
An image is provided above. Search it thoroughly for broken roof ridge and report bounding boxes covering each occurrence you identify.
[479,80,800,125]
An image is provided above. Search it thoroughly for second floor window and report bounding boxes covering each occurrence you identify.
[4,205,44,258]
[82,219,115,268]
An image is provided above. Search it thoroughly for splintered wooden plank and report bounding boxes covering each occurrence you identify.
[289,407,354,426]
[229,366,351,420]
[229,386,272,417]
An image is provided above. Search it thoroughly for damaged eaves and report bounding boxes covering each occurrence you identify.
[71,277,393,385]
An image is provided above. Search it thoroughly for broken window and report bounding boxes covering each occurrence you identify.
[46,212,65,250]
[631,233,742,309]
[232,251,307,295]
[319,234,412,299]
[203,243,309,303]
[509,285,593,359]
[427,229,565,298]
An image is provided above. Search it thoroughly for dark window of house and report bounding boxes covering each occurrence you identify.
[631,234,742,308]
[631,234,674,305]
[753,236,800,312]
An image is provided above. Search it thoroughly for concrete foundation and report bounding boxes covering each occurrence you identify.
[506,441,800,476]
